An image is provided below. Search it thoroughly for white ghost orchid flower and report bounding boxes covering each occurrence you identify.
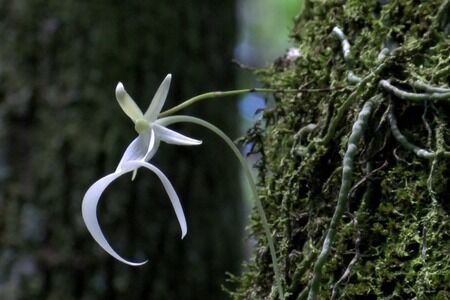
[115,74,202,169]
[82,74,201,266]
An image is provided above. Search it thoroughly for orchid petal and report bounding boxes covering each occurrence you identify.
[116,130,155,172]
[82,168,148,266]
[124,161,187,239]
[152,123,202,146]
[144,74,171,122]
[115,82,144,122]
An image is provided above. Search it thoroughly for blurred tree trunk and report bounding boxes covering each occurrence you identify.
[0,0,242,299]
[231,0,450,299]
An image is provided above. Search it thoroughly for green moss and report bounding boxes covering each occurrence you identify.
[230,0,450,299]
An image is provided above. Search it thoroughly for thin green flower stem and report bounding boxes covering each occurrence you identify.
[380,80,450,103]
[157,115,285,299]
[410,80,450,93]
[159,87,341,117]
[159,89,274,117]
[307,99,374,300]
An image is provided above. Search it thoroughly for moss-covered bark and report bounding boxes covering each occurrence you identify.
[0,1,241,299]
[231,0,450,299]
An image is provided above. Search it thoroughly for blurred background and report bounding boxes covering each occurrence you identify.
[0,0,299,299]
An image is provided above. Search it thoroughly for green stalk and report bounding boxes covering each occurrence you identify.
[159,87,340,118]
[158,115,285,299]
[159,88,277,117]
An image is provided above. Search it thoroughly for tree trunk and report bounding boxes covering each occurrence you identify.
[231,0,450,299]
[0,1,242,299]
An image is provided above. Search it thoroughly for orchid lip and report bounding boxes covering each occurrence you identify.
[81,160,187,266]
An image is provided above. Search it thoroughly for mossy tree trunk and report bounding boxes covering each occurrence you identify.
[0,1,242,299]
[231,0,450,299]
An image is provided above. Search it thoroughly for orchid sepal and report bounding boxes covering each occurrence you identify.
[144,74,172,122]
[115,82,144,123]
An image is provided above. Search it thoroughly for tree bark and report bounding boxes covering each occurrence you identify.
[231,0,450,299]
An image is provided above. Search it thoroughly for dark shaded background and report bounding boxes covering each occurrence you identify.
[0,0,244,299]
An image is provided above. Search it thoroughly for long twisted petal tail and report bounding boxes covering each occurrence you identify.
[82,169,148,266]
[115,82,144,122]
[82,160,187,266]
[144,74,171,122]
[152,123,202,146]
[126,161,187,238]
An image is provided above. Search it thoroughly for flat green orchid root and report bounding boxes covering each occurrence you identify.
[388,106,435,159]
[410,80,450,93]
[332,26,362,84]
[158,115,285,299]
[380,80,450,103]
[307,97,376,300]
[388,105,450,159]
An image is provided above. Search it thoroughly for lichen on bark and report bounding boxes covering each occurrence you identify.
[230,0,450,299]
